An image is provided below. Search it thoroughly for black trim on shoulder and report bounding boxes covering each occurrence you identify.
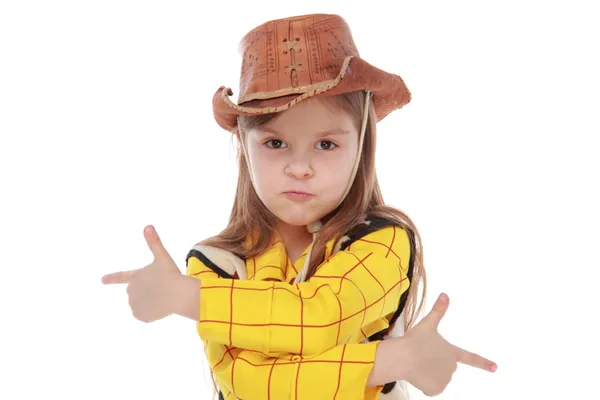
[339,215,416,394]
[368,226,416,343]
[185,248,235,279]
[335,215,399,251]
[381,381,395,394]
[379,228,416,395]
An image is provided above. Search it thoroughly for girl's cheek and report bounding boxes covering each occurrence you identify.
[324,150,353,169]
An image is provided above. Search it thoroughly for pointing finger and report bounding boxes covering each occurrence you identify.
[453,344,497,372]
[101,269,139,285]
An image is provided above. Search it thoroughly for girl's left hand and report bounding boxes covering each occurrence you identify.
[101,225,182,323]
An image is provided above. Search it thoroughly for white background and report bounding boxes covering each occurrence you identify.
[1,1,598,399]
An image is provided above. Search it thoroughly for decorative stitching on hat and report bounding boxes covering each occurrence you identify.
[236,54,353,102]
[221,55,354,114]
[284,38,300,51]
[284,64,304,74]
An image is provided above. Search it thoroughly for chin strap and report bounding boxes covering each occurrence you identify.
[294,90,372,284]
[292,220,323,284]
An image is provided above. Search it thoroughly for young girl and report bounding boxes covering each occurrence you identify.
[102,13,497,399]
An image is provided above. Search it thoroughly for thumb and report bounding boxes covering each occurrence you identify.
[144,225,173,263]
[424,292,450,330]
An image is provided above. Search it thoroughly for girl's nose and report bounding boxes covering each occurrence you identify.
[284,160,314,179]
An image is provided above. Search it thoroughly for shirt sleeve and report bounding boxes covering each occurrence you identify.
[210,341,386,400]
[194,225,411,357]
[186,251,388,399]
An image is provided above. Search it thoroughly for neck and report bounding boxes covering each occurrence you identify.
[275,220,313,244]
[275,220,314,263]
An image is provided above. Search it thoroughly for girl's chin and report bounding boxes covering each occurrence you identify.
[274,209,325,228]
[276,215,316,227]
[268,199,335,227]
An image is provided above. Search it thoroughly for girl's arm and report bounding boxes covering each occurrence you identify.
[179,226,411,358]
[207,342,388,400]
[184,238,496,399]
[201,337,408,400]
[182,243,411,400]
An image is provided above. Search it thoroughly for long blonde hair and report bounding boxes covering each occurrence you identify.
[201,90,427,333]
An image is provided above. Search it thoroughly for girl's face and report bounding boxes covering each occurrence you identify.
[245,97,359,228]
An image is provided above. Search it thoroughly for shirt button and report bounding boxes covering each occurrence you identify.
[292,355,301,362]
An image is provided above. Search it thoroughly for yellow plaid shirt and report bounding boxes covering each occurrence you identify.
[186,220,412,400]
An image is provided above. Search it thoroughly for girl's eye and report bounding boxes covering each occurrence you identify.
[316,140,337,150]
[265,139,287,149]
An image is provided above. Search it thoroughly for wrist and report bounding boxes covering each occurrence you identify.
[171,274,201,321]
[367,336,414,387]
[391,336,414,382]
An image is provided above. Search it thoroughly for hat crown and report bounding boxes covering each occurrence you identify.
[236,14,360,103]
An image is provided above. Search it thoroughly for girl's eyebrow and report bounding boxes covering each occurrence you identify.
[258,126,352,136]
[318,128,352,136]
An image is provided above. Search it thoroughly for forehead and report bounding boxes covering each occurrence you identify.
[253,96,358,137]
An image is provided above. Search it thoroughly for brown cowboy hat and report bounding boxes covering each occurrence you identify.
[212,13,412,132]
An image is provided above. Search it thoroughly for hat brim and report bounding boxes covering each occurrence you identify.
[212,56,411,132]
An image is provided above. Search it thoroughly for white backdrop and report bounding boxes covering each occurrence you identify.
[1,1,598,399]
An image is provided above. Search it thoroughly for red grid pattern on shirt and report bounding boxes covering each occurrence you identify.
[267,358,277,400]
[211,346,377,400]
[250,264,287,278]
[199,277,406,328]
[228,353,375,368]
[187,226,409,400]
[213,345,237,370]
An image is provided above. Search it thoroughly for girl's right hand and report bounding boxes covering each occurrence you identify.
[397,293,497,396]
